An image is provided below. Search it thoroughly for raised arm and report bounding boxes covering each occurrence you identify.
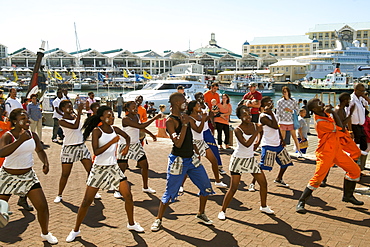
[167,115,189,148]
[122,114,161,129]
[33,132,50,174]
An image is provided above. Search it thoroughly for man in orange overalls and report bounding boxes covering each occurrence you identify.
[320,93,361,187]
[296,98,363,214]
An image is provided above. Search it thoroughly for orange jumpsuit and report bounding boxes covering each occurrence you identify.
[308,114,361,190]
[0,120,11,167]
[339,130,361,161]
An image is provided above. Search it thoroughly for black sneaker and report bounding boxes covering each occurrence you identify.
[196,213,213,225]
[219,169,227,175]
[274,179,289,187]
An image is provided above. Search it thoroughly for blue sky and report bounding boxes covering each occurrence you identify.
[1,0,369,55]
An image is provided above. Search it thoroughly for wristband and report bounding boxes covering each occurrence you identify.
[183,123,188,127]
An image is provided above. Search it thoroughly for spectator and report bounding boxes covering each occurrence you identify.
[242,83,262,123]
[117,93,124,118]
[51,90,64,143]
[214,94,232,149]
[156,104,168,138]
[27,94,44,145]
[297,108,308,154]
[147,102,157,118]
[5,88,22,117]
[301,99,311,135]
[86,92,96,117]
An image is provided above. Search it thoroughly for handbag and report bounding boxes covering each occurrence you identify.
[292,110,300,130]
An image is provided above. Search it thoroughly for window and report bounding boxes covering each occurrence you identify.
[263,50,266,52]
[305,44,309,47]
[319,33,323,39]
[313,33,317,39]
[364,31,368,38]
[299,44,303,47]
[357,32,362,38]
[268,45,272,48]
[251,46,254,49]
[281,49,284,52]
[305,53,309,55]
[293,45,297,48]
[325,32,329,38]
[286,53,291,56]
[286,45,291,48]
[286,67,288,72]
[275,49,278,52]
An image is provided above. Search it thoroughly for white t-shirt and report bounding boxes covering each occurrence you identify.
[349,93,366,125]
[52,97,63,119]
[5,98,22,116]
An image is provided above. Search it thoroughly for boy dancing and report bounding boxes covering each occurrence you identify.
[151,93,214,231]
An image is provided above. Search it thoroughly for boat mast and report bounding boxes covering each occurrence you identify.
[74,22,82,92]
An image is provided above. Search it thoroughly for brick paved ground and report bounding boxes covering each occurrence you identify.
[0,117,369,247]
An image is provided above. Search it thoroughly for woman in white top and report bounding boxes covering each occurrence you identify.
[85,92,96,117]
[118,101,161,194]
[54,100,94,203]
[186,100,226,187]
[66,106,144,242]
[218,105,274,220]
[0,108,58,244]
[276,86,302,157]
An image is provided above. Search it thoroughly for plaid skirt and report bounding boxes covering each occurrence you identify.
[117,142,145,161]
[87,164,126,190]
[193,139,209,157]
[61,143,91,163]
[0,168,40,196]
[229,156,261,174]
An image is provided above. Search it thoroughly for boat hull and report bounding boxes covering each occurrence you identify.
[219,88,275,96]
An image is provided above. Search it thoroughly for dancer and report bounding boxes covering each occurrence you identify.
[66,106,144,242]
[0,109,58,244]
[259,96,293,187]
[194,92,226,175]
[218,105,274,220]
[187,100,226,187]
[151,93,214,232]
[296,98,363,214]
[54,100,97,203]
[117,101,161,194]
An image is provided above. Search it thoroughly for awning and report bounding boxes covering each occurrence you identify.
[273,73,284,76]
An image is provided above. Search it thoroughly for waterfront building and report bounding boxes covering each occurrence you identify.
[306,22,370,50]
[0,44,7,66]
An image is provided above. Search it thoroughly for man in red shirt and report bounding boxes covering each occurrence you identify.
[242,83,262,123]
[204,83,220,110]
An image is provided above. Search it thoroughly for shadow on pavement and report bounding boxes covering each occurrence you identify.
[0,210,35,244]
[229,215,323,247]
[308,209,370,227]
[135,193,176,219]
[61,200,117,229]
[163,225,238,247]
[74,237,98,247]
[128,231,148,247]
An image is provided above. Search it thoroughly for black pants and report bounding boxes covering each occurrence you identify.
[352,124,367,151]
[215,122,229,145]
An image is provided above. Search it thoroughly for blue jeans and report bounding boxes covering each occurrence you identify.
[117,105,123,118]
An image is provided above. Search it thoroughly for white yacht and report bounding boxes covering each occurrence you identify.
[295,38,370,79]
[122,77,206,113]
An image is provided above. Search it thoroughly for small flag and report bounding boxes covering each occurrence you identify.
[143,70,152,79]
[54,71,63,80]
[13,70,18,82]
[98,72,105,82]
[72,71,77,79]
[47,70,53,79]
[123,70,128,78]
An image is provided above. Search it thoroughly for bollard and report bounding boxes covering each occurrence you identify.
[0,199,9,228]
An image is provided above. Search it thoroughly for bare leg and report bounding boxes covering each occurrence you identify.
[205,148,221,183]
[81,158,93,173]
[198,195,209,214]
[119,180,134,225]
[27,188,49,235]
[250,177,256,185]
[156,201,170,220]
[290,130,301,151]
[253,172,268,207]
[280,129,286,139]
[58,163,73,196]
[276,167,288,181]
[138,159,149,189]
[118,161,128,173]
[221,174,241,212]
[73,186,99,232]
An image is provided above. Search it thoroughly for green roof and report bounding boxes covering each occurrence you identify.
[133,50,151,54]
[70,48,91,55]
[228,52,242,58]
[44,48,59,54]
[249,53,259,57]
[205,52,223,58]
[9,47,26,56]
[269,53,277,56]
[101,48,123,54]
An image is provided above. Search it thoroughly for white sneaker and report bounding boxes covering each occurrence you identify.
[218,211,226,220]
[248,184,256,192]
[215,181,227,188]
[260,206,275,214]
[54,196,62,203]
[41,232,58,244]
[114,191,122,199]
[66,230,80,242]
[142,187,156,194]
[127,222,144,232]
[179,186,184,193]
[94,192,102,199]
